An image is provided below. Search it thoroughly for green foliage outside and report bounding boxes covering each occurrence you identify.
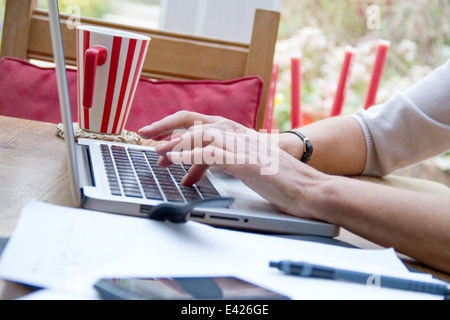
[274,0,450,130]
[37,0,110,19]
[0,0,5,49]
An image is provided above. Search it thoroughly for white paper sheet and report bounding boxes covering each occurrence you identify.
[0,200,444,300]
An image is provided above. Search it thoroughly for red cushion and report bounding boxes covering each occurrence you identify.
[0,57,263,131]
[0,57,78,124]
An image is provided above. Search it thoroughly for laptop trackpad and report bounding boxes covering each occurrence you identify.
[207,169,282,215]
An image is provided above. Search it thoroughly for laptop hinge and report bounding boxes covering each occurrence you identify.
[75,144,94,188]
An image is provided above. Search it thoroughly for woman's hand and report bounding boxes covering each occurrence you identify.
[139,111,327,219]
[139,111,254,184]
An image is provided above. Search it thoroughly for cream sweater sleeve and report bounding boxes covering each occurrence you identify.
[351,58,450,176]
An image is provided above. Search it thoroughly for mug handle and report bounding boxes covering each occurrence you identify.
[83,46,108,109]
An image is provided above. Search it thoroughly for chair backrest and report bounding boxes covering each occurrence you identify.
[0,0,280,130]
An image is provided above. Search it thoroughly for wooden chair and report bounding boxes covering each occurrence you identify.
[0,0,280,130]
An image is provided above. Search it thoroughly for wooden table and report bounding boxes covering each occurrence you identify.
[1,115,449,299]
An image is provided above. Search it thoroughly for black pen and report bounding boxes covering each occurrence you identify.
[269,260,449,298]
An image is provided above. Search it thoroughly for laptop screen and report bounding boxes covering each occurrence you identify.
[47,0,81,206]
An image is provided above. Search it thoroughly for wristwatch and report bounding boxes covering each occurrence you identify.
[283,130,313,163]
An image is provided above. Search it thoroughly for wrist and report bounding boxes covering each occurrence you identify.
[286,164,340,222]
[279,131,307,161]
[302,174,347,223]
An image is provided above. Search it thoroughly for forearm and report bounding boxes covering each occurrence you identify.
[309,175,450,273]
[279,115,367,176]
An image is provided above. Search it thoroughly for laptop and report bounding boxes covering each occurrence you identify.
[47,0,339,237]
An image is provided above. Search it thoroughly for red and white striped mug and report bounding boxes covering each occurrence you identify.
[76,26,150,134]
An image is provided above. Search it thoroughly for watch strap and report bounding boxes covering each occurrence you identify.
[284,130,313,163]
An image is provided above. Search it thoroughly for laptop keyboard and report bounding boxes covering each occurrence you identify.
[100,144,221,203]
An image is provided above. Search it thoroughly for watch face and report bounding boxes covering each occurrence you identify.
[302,138,313,163]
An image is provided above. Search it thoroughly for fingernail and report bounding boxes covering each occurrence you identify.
[180,176,193,187]
[138,126,150,133]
